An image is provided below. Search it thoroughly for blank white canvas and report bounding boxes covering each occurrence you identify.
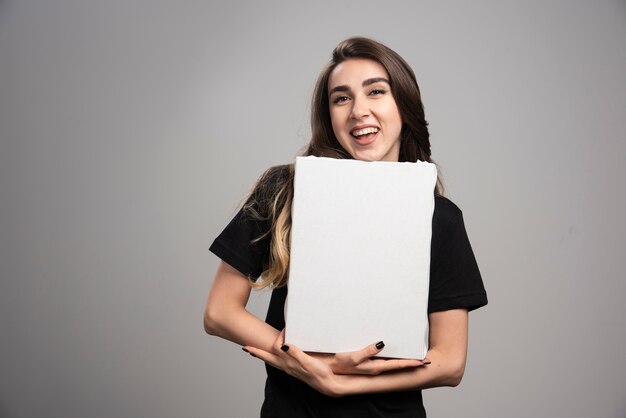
[285,156,437,359]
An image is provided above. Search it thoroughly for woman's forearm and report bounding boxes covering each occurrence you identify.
[334,346,465,395]
[204,261,279,352]
[206,262,471,398]
[245,309,470,397]
[205,304,279,352]
[334,309,469,396]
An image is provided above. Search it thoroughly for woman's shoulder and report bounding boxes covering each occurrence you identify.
[434,195,463,220]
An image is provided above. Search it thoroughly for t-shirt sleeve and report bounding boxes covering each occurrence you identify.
[209,206,271,280]
[428,199,488,313]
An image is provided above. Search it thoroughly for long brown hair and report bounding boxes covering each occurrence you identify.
[248,37,443,289]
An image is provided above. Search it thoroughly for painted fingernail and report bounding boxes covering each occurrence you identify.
[376,341,385,350]
[242,347,249,353]
[280,345,289,352]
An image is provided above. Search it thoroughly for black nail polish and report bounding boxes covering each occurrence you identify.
[376,341,385,350]
[242,347,249,353]
[280,345,289,352]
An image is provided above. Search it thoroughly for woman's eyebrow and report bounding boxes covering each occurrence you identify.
[328,85,350,95]
[362,77,390,86]
[329,77,391,96]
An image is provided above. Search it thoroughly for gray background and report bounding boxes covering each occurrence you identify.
[1,1,625,417]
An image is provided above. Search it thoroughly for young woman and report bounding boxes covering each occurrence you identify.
[205,37,487,417]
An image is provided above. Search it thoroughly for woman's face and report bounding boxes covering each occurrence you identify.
[328,58,402,162]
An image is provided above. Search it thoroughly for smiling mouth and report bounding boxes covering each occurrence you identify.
[351,127,380,138]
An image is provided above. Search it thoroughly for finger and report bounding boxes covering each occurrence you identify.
[350,358,422,376]
[344,340,386,365]
[368,358,426,374]
[274,329,287,353]
[277,340,312,366]
[245,346,282,368]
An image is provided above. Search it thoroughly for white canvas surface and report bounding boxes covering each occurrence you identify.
[284,156,437,359]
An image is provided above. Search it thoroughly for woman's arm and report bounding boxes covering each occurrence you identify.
[332,308,468,394]
[247,308,468,396]
[205,261,426,384]
[204,261,279,351]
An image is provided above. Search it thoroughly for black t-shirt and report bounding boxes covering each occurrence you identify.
[210,192,487,418]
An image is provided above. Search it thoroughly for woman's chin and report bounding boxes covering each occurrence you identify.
[350,149,398,163]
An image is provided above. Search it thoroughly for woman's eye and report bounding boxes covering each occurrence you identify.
[369,89,386,96]
[332,96,350,104]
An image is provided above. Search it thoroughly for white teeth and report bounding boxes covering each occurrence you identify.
[352,127,379,137]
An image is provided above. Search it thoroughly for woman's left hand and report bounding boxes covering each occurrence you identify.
[244,329,343,397]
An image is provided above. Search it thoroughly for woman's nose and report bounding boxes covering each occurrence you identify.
[350,97,370,119]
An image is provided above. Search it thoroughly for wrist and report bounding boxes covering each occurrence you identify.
[328,374,349,397]
[328,357,341,374]
[330,374,355,398]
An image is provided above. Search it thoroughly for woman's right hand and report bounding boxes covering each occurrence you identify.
[311,341,430,376]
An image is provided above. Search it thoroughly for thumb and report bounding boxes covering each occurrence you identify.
[345,340,385,365]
